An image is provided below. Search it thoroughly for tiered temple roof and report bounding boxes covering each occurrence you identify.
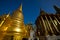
[35,5,60,36]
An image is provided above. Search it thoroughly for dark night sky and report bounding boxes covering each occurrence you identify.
[0,0,60,24]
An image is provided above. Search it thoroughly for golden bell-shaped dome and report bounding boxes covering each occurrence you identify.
[6,4,27,40]
[7,4,25,32]
[0,4,27,40]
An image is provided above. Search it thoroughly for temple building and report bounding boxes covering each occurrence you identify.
[25,23,33,37]
[35,5,60,40]
[0,4,28,40]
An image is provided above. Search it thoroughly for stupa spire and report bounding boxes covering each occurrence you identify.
[19,3,22,12]
[2,4,27,40]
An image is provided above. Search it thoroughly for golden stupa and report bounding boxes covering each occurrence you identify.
[0,4,27,40]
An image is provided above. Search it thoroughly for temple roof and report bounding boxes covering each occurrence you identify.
[53,5,60,14]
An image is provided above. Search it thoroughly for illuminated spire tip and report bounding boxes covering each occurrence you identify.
[19,3,22,11]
